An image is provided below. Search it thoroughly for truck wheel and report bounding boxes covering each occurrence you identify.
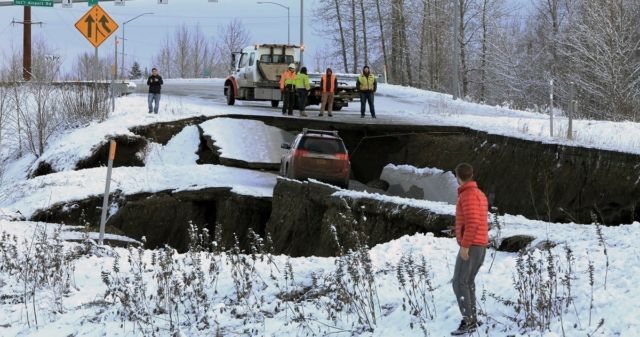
[332,103,343,111]
[271,100,279,108]
[225,85,235,106]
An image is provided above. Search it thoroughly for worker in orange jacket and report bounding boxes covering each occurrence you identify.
[319,67,339,117]
[451,163,489,336]
[279,64,298,115]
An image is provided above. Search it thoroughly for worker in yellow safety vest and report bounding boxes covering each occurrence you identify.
[294,66,311,117]
[280,63,298,115]
[356,65,377,118]
[319,68,339,117]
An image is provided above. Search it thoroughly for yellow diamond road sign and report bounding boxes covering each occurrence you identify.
[75,4,119,48]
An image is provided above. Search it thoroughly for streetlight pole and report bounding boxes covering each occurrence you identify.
[120,12,153,80]
[299,0,303,66]
[257,1,289,44]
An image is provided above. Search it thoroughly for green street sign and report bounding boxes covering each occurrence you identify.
[88,0,98,6]
[13,0,53,6]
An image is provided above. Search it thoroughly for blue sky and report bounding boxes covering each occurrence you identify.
[0,0,322,74]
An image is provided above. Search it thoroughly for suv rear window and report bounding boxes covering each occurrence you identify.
[298,137,346,155]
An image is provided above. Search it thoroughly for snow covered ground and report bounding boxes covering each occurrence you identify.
[0,165,277,218]
[0,212,635,336]
[145,125,201,167]
[200,118,294,165]
[371,83,640,155]
[0,79,639,336]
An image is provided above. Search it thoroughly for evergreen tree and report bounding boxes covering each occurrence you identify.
[128,62,142,79]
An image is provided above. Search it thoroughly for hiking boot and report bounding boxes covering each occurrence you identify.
[318,113,324,117]
[450,319,477,336]
[328,113,333,117]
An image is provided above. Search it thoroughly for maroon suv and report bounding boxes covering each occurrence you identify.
[280,129,351,188]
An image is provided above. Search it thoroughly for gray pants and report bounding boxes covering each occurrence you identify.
[148,93,161,114]
[452,246,486,322]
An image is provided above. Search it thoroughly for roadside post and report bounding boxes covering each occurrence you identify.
[549,79,554,137]
[568,81,575,140]
[98,140,116,245]
[74,3,119,245]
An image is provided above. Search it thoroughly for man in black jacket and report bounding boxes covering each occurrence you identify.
[147,68,163,114]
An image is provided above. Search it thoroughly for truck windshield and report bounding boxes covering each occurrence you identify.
[260,55,294,64]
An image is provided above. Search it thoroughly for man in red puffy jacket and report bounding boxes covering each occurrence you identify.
[451,163,488,336]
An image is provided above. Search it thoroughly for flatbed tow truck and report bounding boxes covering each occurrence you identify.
[223,44,358,110]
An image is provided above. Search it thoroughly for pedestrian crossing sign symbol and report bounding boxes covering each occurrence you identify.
[75,4,119,48]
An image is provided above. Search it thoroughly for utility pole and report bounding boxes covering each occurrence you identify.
[114,37,119,80]
[12,7,42,81]
[112,37,118,112]
[120,26,125,80]
[299,0,304,66]
[23,7,30,80]
[452,0,460,100]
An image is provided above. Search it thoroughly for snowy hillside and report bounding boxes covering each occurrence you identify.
[0,215,635,336]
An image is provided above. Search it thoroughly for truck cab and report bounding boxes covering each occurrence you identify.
[225,44,299,107]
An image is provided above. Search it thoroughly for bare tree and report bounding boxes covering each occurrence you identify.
[154,37,174,79]
[219,19,251,66]
[561,0,640,120]
[455,0,482,98]
[72,52,113,81]
[375,0,389,77]
[360,0,369,66]
[390,0,412,85]
[418,0,429,87]
[310,0,639,120]
[0,85,7,152]
[477,0,505,102]
[351,0,359,72]
[151,20,250,79]
[191,24,207,78]
[335,0,350,72]
[174,25,192,78]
